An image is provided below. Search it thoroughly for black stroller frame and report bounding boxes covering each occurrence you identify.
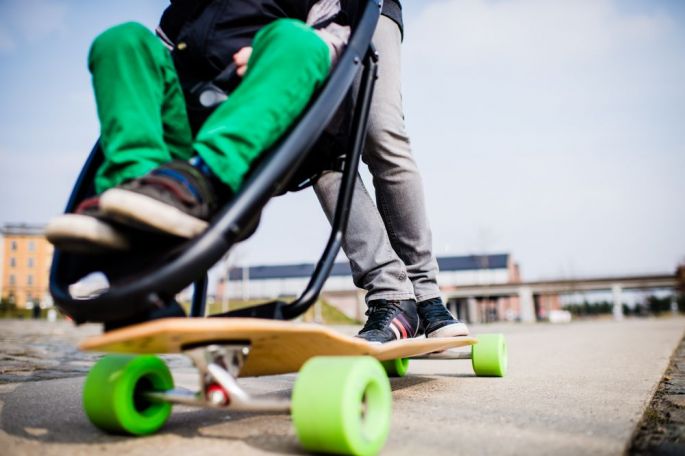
[50,0,382,327]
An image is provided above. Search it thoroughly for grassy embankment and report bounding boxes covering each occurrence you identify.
[181,297,359,325]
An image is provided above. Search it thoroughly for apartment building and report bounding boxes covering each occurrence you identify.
[0,224,53,308]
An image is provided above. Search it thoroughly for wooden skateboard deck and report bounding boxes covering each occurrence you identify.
[81,318,478,377]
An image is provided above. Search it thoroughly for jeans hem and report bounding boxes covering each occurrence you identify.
[365,292,416,304]
[415,292,442,303]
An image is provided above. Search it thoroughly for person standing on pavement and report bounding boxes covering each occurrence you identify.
[314,0,470,342]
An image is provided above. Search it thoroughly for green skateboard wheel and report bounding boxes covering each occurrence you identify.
[471,334,507,377]
[292,356,392,456]
[381,358,409,377]
[83,354,174,435]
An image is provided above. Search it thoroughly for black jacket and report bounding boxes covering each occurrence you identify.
[382,0,402,35]
[159,0,357,84]
[158,0,360,184]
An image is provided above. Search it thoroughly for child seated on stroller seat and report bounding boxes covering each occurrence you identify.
[46,0,353,252]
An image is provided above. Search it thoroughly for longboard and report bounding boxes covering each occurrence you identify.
[81,317,479,377]
[79,317,506,454]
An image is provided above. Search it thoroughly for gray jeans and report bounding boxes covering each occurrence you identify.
[314,16,441,303]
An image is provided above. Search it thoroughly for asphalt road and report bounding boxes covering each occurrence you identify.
[0,317,683,455]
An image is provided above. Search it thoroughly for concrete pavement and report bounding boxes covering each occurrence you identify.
[0,317,683,455]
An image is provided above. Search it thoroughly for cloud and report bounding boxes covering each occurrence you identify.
[405,0,672,69]
[399,0,685,277]
[0,0,67,53]
[401,0,684,144]
[402,0,685,159]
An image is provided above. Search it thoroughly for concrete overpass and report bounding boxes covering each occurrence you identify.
[443,273,678,323]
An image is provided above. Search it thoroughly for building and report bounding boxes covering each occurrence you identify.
[436,254,523,322]
[0,224,53,309]
[216,253,521,322]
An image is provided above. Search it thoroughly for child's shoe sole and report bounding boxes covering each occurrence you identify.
[46,214,130,253]
[100,188,208,239]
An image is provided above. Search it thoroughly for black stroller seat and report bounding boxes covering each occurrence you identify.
[50,0,382,329]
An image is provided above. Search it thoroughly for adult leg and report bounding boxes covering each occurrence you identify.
[315,17,436,304]
[362,16,440,302]
[314,171,415,302]
[313,17,422,343]
[363,16,467,337]
[315,170,420,343]
[314,16,466,339]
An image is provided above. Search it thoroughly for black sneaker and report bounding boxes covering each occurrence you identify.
[356,299,419,343]
[46,195,131,253]
[100,159,229,239]
[417,298,469,338]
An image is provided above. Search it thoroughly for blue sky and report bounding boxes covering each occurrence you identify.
[0,0,683,280]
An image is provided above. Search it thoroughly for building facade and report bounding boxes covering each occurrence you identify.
[0,224,53,309]
[216,254,521,322]
[437,255,522,323]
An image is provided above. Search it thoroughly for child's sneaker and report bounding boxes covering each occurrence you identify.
[417,298,469,338]
[100,160,228,239]
[45,195,131,253]
[356,299,419,343]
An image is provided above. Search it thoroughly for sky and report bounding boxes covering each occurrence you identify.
[0,0,683,281]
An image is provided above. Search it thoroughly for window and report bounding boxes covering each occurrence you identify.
[9,257,16,268]
[27,275,33,286]
[10,240,17,251]
[28,240,36,252]
[9,275,16,286]
[28,257,34,268]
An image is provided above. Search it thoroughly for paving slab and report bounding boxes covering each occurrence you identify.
[0,317,683,455]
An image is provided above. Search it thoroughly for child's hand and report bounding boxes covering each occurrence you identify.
[233,47,253,77]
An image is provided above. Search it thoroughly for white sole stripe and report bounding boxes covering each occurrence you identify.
[427,323,470,338]
[101,188,208,238]
[45,214,130,250]
[389,321,401,340]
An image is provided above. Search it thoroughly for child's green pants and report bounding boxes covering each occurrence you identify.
[88,19,330,194]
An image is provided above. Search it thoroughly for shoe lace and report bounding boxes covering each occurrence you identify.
[362,303,399,332]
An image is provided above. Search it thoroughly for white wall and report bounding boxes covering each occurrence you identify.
[437,269,510,286]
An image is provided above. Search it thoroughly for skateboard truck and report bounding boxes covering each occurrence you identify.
[143,343,290,413]
[413,350,473,360]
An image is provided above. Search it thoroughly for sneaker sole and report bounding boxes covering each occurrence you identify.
[46,214,130,253]
[100,188,208,239]
[426,322,470,338]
